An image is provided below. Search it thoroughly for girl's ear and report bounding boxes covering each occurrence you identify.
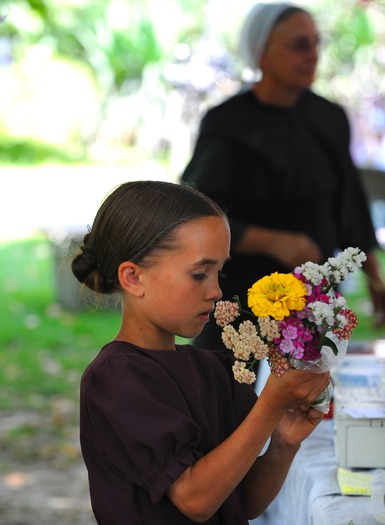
[118,261,144,297]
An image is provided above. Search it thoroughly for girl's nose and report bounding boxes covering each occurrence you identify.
[207,279,223,302]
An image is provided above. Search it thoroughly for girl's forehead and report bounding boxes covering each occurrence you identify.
[172,215,230,253]
[176,215,229,234]
[142,215,229,265]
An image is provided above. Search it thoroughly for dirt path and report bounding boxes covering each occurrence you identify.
[0,411,96,525]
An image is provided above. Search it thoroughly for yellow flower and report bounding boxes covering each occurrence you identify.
[247,272,307,321]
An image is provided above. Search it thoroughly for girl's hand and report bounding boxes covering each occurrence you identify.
[261,369,330,411]
[271,405,325,449]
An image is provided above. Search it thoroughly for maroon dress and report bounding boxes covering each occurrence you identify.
[80,341,257,524]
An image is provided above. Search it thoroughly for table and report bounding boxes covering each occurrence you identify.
[250,419,385,525]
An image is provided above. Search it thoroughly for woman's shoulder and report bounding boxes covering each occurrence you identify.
[201,87,256,131]
[208,87,254,112]
[300,90,347,121]
[299,90,350,145]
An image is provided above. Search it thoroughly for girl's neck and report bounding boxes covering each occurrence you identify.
[252,81,303,108]
[114,325,176,351]
[114,302,177,350]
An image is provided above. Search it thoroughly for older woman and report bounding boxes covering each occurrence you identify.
[181,2,385,351]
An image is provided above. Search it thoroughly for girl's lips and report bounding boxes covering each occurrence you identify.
[198,310,213,321]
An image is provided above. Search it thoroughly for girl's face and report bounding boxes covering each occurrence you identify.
[122,215,231,350]
[260,12,319,91]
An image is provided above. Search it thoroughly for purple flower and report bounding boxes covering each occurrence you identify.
[292,346,305,359]
[279,339,295,354]
[282,325,298,340]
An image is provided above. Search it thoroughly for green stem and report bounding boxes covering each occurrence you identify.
[231,295,255,319]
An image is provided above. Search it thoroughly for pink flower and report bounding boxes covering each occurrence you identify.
[282,325,298,340]
[292,345,305,359]
[279,339,295,354]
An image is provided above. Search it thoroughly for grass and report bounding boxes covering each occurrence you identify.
[1,235,385,412]
[0,235,121,411]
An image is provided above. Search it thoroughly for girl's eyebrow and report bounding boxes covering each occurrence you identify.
[193,257,232,267]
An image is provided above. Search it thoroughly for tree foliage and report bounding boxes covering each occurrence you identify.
[0,0,181,94]
[0,0,384,166]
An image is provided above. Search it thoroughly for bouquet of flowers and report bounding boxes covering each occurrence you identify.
[214,247,367,412]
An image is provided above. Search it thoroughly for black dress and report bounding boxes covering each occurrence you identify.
[181,87,378,349]
[80,340,257,524]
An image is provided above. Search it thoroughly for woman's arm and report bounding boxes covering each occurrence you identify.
[234,225,323,268]
[362,250,385,327]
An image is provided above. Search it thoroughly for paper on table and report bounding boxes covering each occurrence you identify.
[337,467,373,496]
[341,406,385,418]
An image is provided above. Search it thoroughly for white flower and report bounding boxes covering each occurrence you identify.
[295,261,328,285]
[308,301,335,327]
[332,295,347,308]
[336,313,348,327]
[326,248,367,285]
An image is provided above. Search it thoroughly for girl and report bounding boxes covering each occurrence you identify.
[72,180,330,525]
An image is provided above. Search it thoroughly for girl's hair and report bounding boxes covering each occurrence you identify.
[71,180,226,294]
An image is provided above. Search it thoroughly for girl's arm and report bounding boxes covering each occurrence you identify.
[167,369,329,522]
[242,404,324,518]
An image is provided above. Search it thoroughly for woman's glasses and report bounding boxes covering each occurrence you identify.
[286,35,321,54]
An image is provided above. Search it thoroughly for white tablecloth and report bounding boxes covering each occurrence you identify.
[249,419,385,525]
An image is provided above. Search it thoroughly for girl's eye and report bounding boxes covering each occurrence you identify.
[193,270,226,281]
[192,273,207,281]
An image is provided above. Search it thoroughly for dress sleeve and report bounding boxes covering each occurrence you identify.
[82,351,204,504]
[209,347,258,425]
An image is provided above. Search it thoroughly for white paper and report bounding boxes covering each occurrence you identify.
[342,406,385,418]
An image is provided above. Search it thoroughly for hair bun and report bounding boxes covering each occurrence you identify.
[80,244,98,269]
[71,242,98,288]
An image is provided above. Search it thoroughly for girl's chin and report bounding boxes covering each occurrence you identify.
[181,328,205,340]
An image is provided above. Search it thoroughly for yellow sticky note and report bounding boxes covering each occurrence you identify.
[337,467,373,496]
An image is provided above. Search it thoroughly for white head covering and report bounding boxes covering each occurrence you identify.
[239,2,294,70]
